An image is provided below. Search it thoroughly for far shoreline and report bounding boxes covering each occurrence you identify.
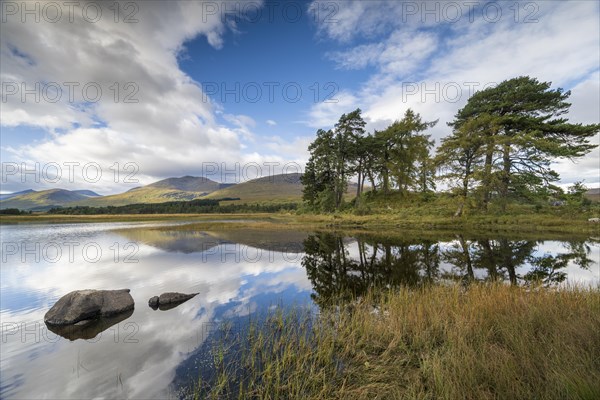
[1,211,598,238]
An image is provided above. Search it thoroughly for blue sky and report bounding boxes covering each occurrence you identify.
[1,0,598,193]
[177,0,371,154]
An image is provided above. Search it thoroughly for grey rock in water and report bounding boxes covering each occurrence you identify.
[148,292,198,310]
[44,289,134,326]
[148,296,159,308]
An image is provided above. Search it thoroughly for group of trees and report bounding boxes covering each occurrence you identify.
[302,76,599,214]
[302,108,438,211]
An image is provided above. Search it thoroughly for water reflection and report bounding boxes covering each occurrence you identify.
[45,309,134,341]
[0,223,311,399]
[0,223,598,399]
[302,233,598,306]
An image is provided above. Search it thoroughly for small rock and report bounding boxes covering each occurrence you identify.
[148,292,198,311]
[148,296,159,309]
[588,217,600,223]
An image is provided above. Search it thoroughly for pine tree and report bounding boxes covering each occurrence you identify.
[450,76,599,211]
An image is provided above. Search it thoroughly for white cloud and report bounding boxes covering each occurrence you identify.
[266,119,277,126]
[308,0,600,186]
[305,90,360,129]
[1,0,267,193]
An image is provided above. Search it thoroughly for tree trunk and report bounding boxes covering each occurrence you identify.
[500,145,511,212]
[356,161,362,199]
[382,148,390,195]
[481,142,494,211]
[458,235,474,281]
[368,172,376,193]
[454,202,464,217]
[500,239,517,285]
[480,240,498,281]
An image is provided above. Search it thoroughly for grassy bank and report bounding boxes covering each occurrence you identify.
[1,200,598,236]
[196,284,600,399]
[0,213,272,224]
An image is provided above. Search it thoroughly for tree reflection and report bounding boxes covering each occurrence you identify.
[302,233,596,305]
[302,233,440,306]
[525,241,594,287]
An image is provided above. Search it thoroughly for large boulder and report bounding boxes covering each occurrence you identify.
[148,292,198,310]
[44,289,134,326]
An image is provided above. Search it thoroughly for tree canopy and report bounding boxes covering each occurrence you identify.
[303,76,599,214]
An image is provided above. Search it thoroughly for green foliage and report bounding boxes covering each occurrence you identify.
[303,108,438,211]
[0,208,31,215]
[438,76,599,212]
[376,109,437,194]
[567,181,592,206]
[302,109,368,212]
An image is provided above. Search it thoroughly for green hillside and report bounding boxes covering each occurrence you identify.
[75,176,221,207]
[585,189,600,202]
[0,189,90,210]
[146,175,221,192]
[205,173,304,204]
[205,173,360,204]
[1,176,222,210]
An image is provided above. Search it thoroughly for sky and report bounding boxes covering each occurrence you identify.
[1,0,599,194]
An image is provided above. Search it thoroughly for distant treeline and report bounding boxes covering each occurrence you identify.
[47,198,298,214]
[0,208,32,215]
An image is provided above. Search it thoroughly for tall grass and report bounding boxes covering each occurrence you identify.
[194,284,600,399]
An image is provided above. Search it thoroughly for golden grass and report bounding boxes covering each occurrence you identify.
[196,284,600,399]
[2,206,598,236]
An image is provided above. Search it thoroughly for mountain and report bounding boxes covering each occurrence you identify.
[0,189,92,210]
[72,190,100,197]
[0,189,36,200]
[205,173,304,203]
[146,176,221,192]
[74,176,221,207]
[206,173,363,204]
[585,188,600,202]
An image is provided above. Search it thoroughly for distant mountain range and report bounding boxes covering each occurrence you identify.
[0,189,36,200]
[0,189,101,211]
[0,174,304,210]
[2,175,598,211]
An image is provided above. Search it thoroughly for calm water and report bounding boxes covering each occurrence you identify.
[1,222,598,399]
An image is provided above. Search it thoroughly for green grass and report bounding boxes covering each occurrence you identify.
[195,284,600,399]
[2,191,598,236]
[0,212,272,224]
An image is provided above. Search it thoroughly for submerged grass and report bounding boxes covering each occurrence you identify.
[195,284,600,399]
